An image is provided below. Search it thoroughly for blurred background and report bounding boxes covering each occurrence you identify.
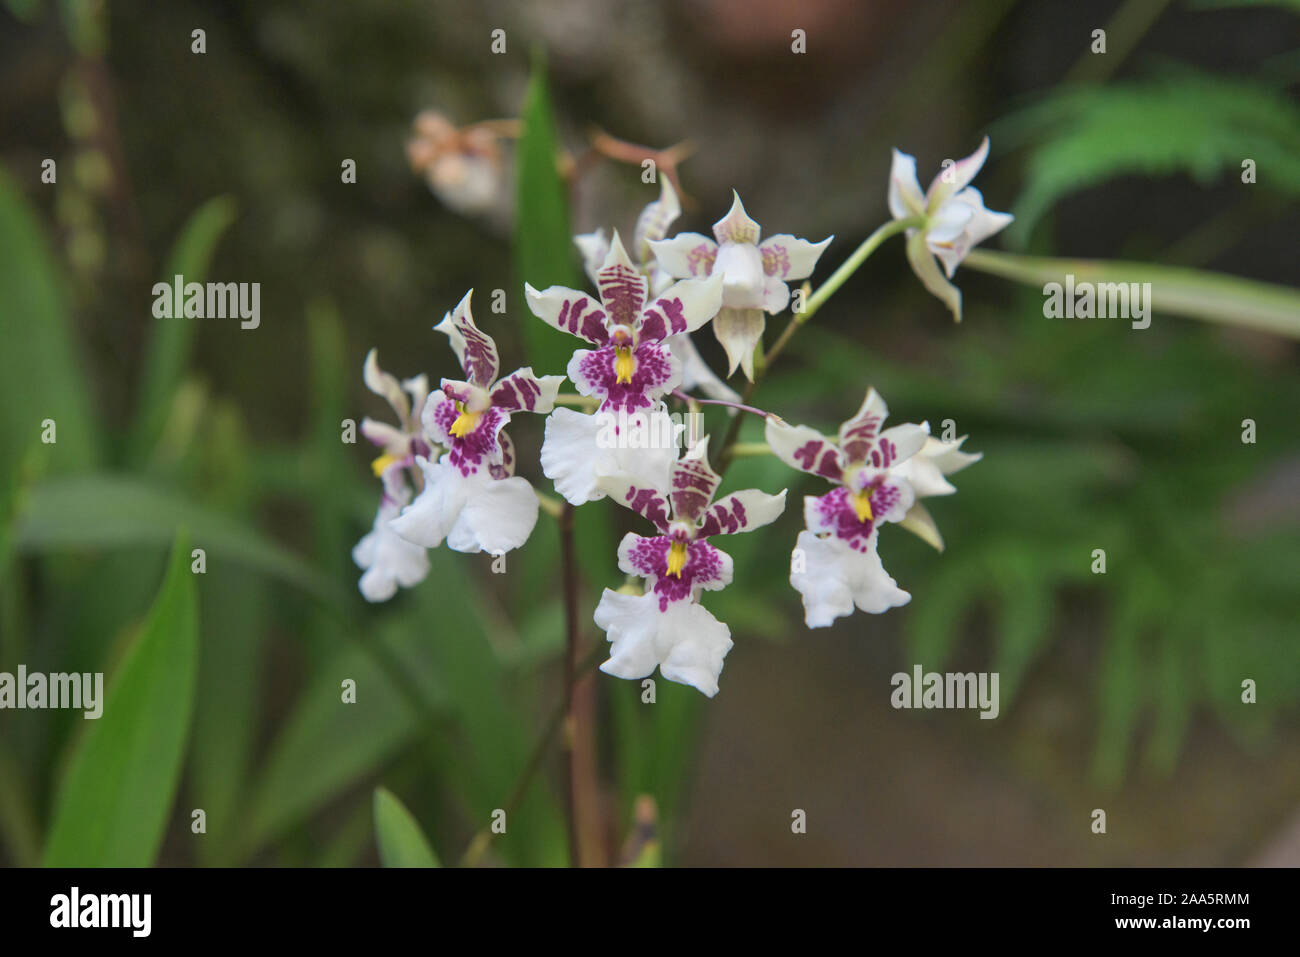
[1,0,1298,867]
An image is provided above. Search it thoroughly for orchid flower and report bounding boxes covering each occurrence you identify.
[575,178,739,404]
[360,348,434,480]
[889,136,1013,322]
[389,290,563,554]
[765,389,936,628]
[592,439,786,697]
[650,192,831,380]
[525,232,722,505]
[353,468,432,602]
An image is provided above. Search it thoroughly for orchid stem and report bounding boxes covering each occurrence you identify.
[671,389,767,419]
[801,215,925,322]
[728,441,774,458]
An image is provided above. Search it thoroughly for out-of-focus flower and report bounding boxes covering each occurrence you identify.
[592,439,786,696]
[353,469,431,602]
[361,348,434,481]
[389,291,563,554]
[651,192,830,380]
[888,136,1013,321]
[406,110,509,216]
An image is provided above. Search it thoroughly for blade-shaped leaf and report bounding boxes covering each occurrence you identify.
[373,787,440,867]
[41,532,199,866]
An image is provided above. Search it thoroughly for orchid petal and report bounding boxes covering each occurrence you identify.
[433,289,499,387]
[790,529,910,628]
[888,148,926,220]
[711,191,762,245]
[647,233,718,279]
[524,283,610,345]
[764,416,844,481]
[712,306,766,380]
[759,234,832,281]
[490,368,564,413]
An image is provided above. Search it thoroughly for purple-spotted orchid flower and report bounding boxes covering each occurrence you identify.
[389,291,563,554]
[889,136,1013,322]
[575,179,738,404]
[525,232,722,506]
[765,389,934,628]
[650,192,831,380]
[592,439,786,697]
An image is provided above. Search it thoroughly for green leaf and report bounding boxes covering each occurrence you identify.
[998,73,1300,244]
[514,49,582,372]
[13,474,339,603]
[129,196,238,464]
[41,532,199,866]
[373,787,440,867]
[0,166,96,477]
[963,249,1300,339]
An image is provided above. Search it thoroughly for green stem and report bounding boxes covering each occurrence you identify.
[801,216,925,322]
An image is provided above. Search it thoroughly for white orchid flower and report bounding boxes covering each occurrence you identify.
[889,136,1013,321]
[651,192,830,380]
[574,180,740,404]
[389,290,563,554]
[592,438,786,696]
[765,388,939,628]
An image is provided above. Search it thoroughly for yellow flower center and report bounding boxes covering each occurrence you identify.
[449,402,481,438]
[850,488,874,523]
[665,541,688,578]
[614,346,636,385]
[371,452,401,477]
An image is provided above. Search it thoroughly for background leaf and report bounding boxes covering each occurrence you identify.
[373,787,440,867]
[41,531,198,866]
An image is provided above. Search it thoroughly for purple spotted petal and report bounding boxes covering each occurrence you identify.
[525,284,610,345]
[807,482,908,553]
[621,484,672,532]
[838,389,888,465]
[670,451,720,523]
[570,342,679,416]
[597,261,648,328]
[430,401,508,477]
[622,535,730,611]
[637,293,689,342]
[490,368,561,413]
[434,292,499,387]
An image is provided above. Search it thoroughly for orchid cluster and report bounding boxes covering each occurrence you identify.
[356,138,1012,697]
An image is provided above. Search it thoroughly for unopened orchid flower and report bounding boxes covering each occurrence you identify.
[593,439,786,697]
[766,389,963,628]
[525,232,722,505]
[389,290,563,554]
[575,178,738,404]
[889,136,1013,322]
[651,192,831,380]
[353,467,432,602]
